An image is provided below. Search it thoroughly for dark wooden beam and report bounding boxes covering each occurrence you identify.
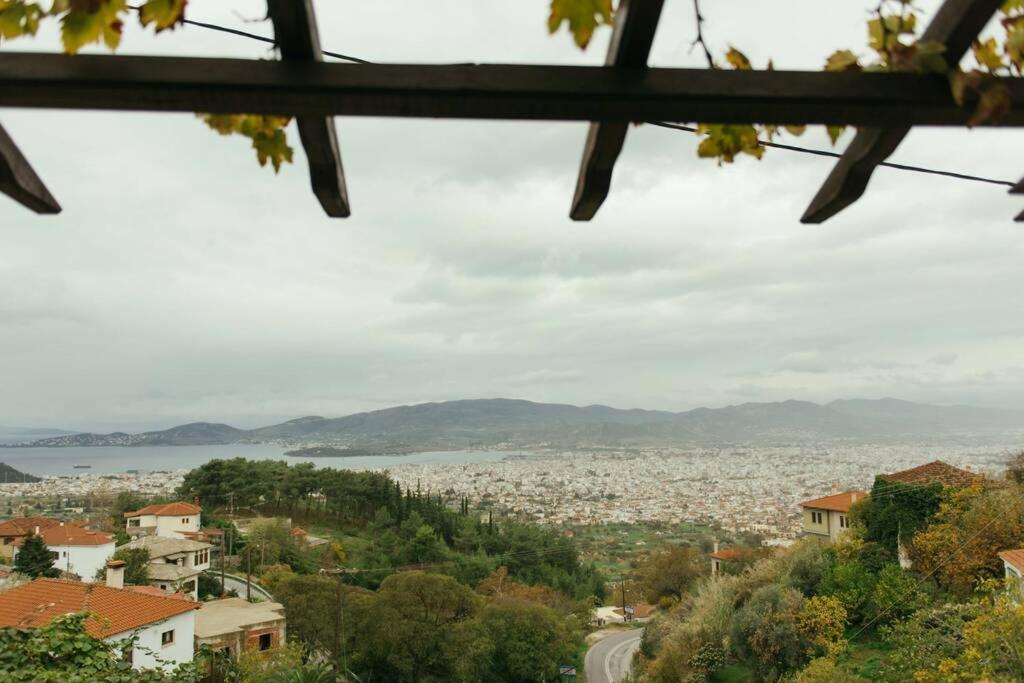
[802,0,1005,224]
[1014,176,1023,222]
[2,53,1023,126]
[570,0,664,221]
[0,122,60,214]
[267,0,350,218]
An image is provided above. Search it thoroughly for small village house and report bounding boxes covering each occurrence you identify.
[0,564,199,671]
[124,501,202,539]
[0,517,65,561]
[877,460,982,489]
[123,535,214,600]
[998,549,1024,602]
[12,522,115,582]
[799,485,866,542]
[709,541,749,576]
[194,597,287,659]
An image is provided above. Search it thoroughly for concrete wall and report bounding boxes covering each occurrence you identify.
[157,516,200,540]
[802,508,830,536]
[107,610,195,671]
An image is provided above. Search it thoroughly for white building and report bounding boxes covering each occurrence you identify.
[0,567,199,672]
[124,535,214,600]
[124,501,202,539]
[13,522,115,582]
[999,549,1024,602]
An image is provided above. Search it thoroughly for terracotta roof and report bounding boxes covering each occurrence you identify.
[879,461,982,488]
[0,578,198,637]
[800,490,867,512]
[999,549,1024,574]
[14,525,114,547]
[124,502,201,518]
[126,585,192,601]
[709,548,748,561]
[0,517,64,537]
[290,527,308,536]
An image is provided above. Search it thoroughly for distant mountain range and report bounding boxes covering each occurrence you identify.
[6,397,1022,450]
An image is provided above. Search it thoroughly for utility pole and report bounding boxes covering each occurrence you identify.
[245,547,252,602]
[621,576,627,622]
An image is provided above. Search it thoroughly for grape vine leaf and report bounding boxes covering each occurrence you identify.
[725,46,752,71]
[137,0,186,33]
[547,0,613,49]
[824,50,860,72]
[973,38,1005,72]
[0,1,45,40]
[60,0,127,54]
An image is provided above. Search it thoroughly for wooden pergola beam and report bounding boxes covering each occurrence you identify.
[570,0,664,221]
[0,122,60,214]
[2,53,1023,126]
[802,0,1005,224]
[1013,175,1023,222]
[267,0,350,218]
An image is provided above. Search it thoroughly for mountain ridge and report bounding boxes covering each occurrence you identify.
[7,397,1022,449]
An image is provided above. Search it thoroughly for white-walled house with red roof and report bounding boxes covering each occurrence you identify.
[124,502,202,540]
[999,549,1024,602]
[0,564,199,671]
[799,486,867,542]
[12,522,115,582]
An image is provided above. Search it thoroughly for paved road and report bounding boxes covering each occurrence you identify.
[584,629,642,683]
[208,570,275,602]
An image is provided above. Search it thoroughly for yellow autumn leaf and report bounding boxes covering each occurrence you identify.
[725,46,752,70]
[59,0,127,54]
[138,0,186,33]
[826,125,846,146]
[783,125,806,137]
[0,1,44,40]
[972,37,1005,72]
[547,0,612,49]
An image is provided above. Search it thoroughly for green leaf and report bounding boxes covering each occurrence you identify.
[0,1,45,40]
[59,0,126,54]
[547,0,612,49]
[824,49,860,72]
[696,124,763,164]
[137,0,185,33]
[826,125,846,146]
[972,37,1005,72]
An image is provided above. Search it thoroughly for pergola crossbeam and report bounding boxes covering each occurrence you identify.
[802,0,1006,224]
[267,0,350,218]
[570,0,664,221]
[1013,175,1023,222]
[0,122,60,214]
[2,53,1023,126]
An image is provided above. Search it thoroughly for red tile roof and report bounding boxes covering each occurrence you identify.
[879,461,982,488]
[999,549,1024,574]
[800,490,867,512]
[14,525,114,547]
[0,579,198,637]
[0,517,64,537]
[709,548,748,561]
[125,585,192,601]
[124,502,201,518]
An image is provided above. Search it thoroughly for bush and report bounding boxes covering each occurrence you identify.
[198,573,222,599]
[869,564,929,624]
[818,561,875,621]
[730,584,806,678]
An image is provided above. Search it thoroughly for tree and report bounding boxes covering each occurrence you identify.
[856,478,943,554]
[637,544,703,604]
[818,560,875,621]
[110,546,151,585]
[476,599,576,683]
[795,595,847,658]
[1007,450,1024,485]
[13,533,58,578]
[730,584,807,678]
[869,564,929,624]
[0,612,197,682]
[879,602,984,681]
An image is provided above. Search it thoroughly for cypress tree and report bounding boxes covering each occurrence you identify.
[14,533,59,578]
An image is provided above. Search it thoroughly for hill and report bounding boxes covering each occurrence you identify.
[10,397,1023,450]
[0,463,42,483]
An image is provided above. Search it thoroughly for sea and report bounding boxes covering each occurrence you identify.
[0,444,516,478]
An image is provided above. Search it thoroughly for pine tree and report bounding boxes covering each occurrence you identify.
[14,533,59,578]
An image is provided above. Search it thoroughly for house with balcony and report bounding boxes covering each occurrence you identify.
[123,535,214,600]
[0,565,199,671]
[124,501,202,539]
[799,487,866,542]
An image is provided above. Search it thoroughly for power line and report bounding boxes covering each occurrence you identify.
[162,11,1015,192]
[648,122,1017,188]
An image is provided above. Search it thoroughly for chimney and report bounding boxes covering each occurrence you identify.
[33,526,39,535]
[105,560,126,589]
[831,482,839,494]
[851,492,859,503]
[713,539,719,554]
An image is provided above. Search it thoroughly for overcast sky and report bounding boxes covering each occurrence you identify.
[2,1,1023,432]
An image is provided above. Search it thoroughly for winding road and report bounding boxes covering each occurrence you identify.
[584,629,642,683]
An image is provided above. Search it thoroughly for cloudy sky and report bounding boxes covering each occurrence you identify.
[2,1,1022,432]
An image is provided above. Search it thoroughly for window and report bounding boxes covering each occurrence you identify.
[839,515,848,529]
[49,551,59,560]
[810,511,823,525]
[128,519,140,528]
[258,633,273,651]
[181,517,189,524]
[161,629,174,646]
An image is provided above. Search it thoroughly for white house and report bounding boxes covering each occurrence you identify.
[13,522,115,582]
[124,535,214,600]
[999,549,1024,602]
[0,568,199,672]
[124,501,202,539]
[800,487,867,542]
